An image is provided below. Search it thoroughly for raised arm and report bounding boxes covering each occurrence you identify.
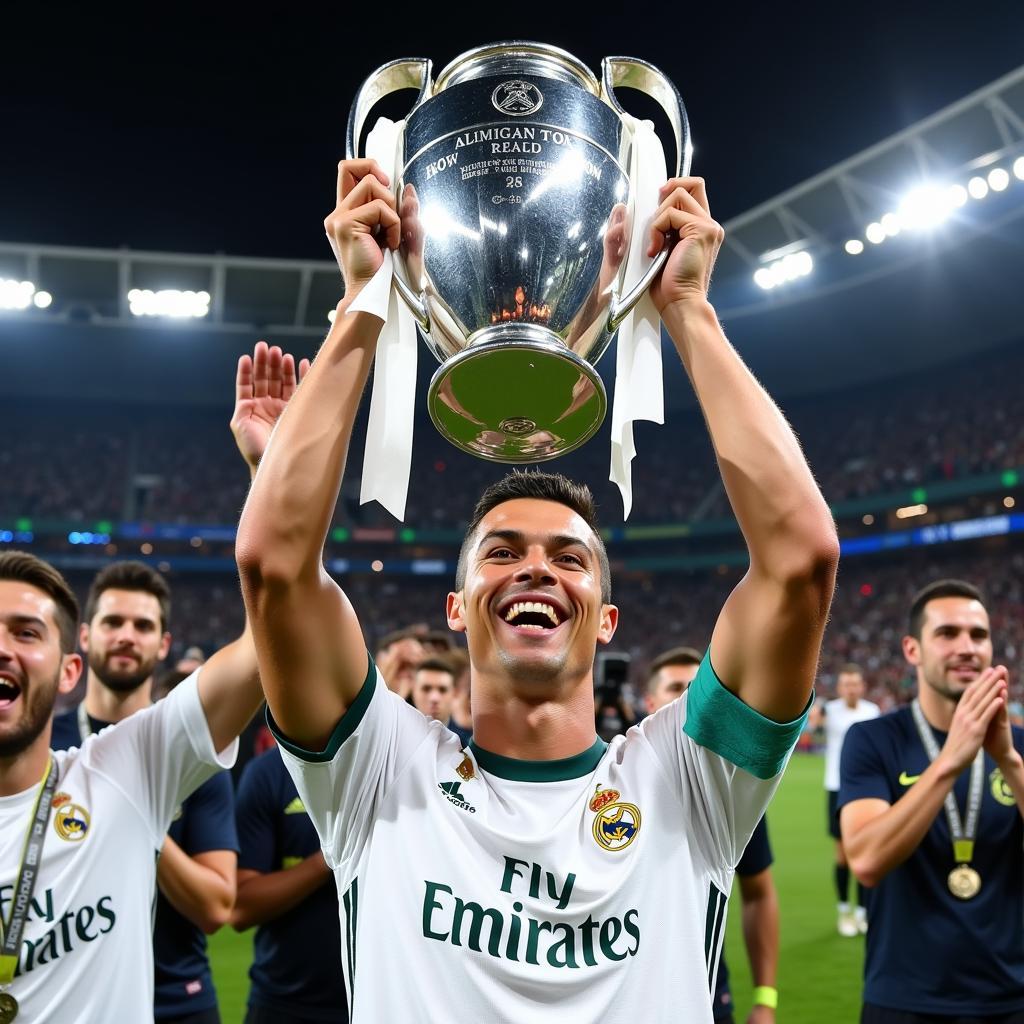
[235,159,399,750]
[195,339,313,751]
[649,178,839,721]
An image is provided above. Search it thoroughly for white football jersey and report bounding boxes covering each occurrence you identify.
[274,656,805,1023]
[823,697,880,791]
[0,673,237,1023]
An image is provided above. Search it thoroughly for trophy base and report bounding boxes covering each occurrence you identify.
[427,328,607,463]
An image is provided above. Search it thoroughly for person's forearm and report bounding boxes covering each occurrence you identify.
[197,618,262,753]
[236,305,381,579]
[741,889,778,988]
[661,298,835,576]
[231,855,332,930]
[157,838,235,935]
[844,760,958,886]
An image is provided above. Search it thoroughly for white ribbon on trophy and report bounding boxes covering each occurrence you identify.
[348,117,418,522]
[609,117,667,520]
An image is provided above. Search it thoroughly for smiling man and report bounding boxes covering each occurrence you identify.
[0,552,260,1023]
[50,562,239,1024]
[236,159,838,1021]
[839,580,1024,1023]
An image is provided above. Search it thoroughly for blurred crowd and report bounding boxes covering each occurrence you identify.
[5,341,1024,529]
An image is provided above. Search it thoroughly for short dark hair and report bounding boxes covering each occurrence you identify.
[375,627,419,655]
[154,667,191,700]
[0,551,80,654]
[84,561,171,632]
[908,579,985,639]
[647,646,703,693]
[455,471,611,602]
[421,630,453,653]
[416,656,456,680]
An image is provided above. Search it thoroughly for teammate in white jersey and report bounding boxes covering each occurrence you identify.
[0,343,307,1023]
[808,665,879,935]
[236,159,840,1022]
[0,551,260,1023]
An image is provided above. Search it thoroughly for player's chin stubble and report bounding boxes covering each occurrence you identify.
[90,652,154,694]
[0,668,60,759]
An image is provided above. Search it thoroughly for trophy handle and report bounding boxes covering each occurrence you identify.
[600,57,691,330]
[345,58,434,330]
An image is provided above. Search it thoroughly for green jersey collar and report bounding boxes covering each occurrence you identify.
[469,736,608,781]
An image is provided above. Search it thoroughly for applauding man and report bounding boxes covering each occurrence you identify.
[840,580,1024,1022]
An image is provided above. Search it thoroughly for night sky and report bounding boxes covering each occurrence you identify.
[3,5,1023,260]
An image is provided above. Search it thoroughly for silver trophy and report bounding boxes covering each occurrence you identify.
[347,41,689,462]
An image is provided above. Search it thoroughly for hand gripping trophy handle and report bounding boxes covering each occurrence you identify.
[343,43,690,463]
[345,57,433,331]
[600,57,691,330]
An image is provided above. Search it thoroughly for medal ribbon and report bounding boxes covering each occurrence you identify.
[0,758,58,986]
[910,699,984,864]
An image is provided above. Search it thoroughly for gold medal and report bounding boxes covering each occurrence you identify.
[0,991,18,1023]
[948,864,982,900]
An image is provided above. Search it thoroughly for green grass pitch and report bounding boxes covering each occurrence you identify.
[209,753,865,1022]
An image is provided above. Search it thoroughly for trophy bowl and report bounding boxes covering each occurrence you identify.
[347,41,689,462]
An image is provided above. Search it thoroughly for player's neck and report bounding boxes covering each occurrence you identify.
[84,673,153,723]
[916,679,955,732]
[844,697,858,709]
[0,727,52,797]
[471,680,599,761]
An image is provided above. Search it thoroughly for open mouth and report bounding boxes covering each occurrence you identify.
[0,676,22,710]
[500,599,566,633]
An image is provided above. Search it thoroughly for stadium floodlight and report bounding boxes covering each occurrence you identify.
[947,183,968,208]
[898,184,957,230]
[327,309,337,323]
[127,288,211,319]
[844,239,864,255]
[880,212,901,237]
[753,250,813,290]
[988,167,1010,192]
[1014,156,1024,181]
[967,176,989,200]
[865,222,886,244]
[32,290,52,309]
[0,278,35,310]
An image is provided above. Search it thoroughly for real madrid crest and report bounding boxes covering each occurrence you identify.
[491,79,543,116]
[590,785,642,852]
[53,795,91,842]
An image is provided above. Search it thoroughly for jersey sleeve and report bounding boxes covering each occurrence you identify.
[637,653,807,872]
[178,771,239,856]
[235,755,278,874]
[267,655,436,882]
[79,670,238,847]
[837,720,892,810]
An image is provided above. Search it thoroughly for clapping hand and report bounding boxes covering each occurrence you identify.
[231,340,310,475]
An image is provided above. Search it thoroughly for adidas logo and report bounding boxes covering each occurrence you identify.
[438,780,476,814]
[284,797,306,815]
